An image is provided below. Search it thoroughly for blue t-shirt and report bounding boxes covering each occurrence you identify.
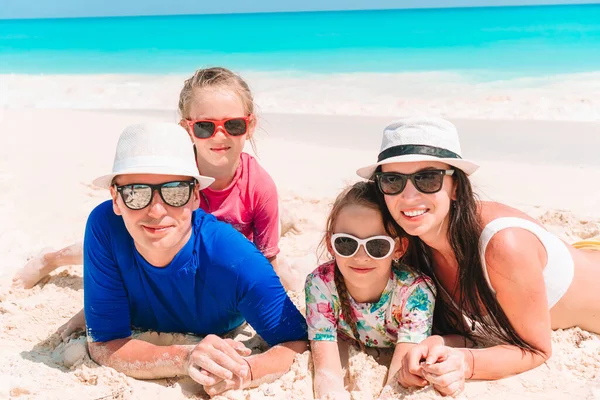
[83,200,307,347]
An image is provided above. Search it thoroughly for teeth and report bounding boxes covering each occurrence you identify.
[403,209,426,217]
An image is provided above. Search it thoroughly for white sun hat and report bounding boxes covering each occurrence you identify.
[356,117,479,179]
[92,122,215,189]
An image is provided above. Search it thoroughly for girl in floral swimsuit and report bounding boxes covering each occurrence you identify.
[304,181,439,399]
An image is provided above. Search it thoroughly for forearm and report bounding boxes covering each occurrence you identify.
[441,334,475,348]
[89,338,192,379]
[245,340,308,387]
[387,343,414,385]
[461,344,550,380]
[310,341,346,399]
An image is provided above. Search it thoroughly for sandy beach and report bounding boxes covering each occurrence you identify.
[1,105,599,399]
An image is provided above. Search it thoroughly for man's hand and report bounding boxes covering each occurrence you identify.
[185,335,252,396]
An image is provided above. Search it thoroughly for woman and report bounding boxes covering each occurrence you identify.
[356,117,600,395]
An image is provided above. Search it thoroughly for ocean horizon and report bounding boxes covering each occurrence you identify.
[1,4,600,78]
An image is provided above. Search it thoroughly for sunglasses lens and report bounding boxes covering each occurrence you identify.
[333,236,359,257]
[365,239,392,259]
[223,118,248,136]
[121,184,152,210]
[414,171,444,193]
[160,181,192,207]
[378,173,406,195]
[193,121,216,139]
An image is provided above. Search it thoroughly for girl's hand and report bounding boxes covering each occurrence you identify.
[421,345,467,397]
[397,344,429,388]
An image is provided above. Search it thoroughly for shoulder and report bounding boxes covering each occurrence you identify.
[305,261,337,303]
[484,226,547,284]
[88,199,118,223]
[241,153,277,194]
[306,260,336,285]
[194,209,268,268]
[393,265,434,290]
[86,200,126,237]
[194,209,255,253]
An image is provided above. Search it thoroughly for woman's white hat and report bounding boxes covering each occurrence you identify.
[357,117,479,179]
[93,122,215,189]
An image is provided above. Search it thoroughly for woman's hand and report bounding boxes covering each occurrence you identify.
[421,345,468,397]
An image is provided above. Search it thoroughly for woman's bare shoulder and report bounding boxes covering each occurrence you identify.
[478,201,540,227]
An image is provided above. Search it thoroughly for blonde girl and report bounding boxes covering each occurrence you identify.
[15,67,288,334]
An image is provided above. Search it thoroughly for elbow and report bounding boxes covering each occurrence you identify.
[520,345,552,374]
[88,342,108,367]
[537,345,552,364]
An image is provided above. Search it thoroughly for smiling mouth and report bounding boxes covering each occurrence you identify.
[349,267,375,274]
[142,225,172,234]
[210,146,231,152]
[401,209,428,218]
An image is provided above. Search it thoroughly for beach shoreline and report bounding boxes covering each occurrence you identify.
[1,107,599,399]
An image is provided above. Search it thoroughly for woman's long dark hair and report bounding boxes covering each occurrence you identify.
[375,167,542,354]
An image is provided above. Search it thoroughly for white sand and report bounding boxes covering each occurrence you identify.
[1,107,600,400]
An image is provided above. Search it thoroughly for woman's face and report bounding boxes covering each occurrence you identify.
[381,161,456,240]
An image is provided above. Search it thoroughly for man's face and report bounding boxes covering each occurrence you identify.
[110,173,200,266]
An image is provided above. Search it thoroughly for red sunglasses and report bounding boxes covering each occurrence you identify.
[184,115,254,139]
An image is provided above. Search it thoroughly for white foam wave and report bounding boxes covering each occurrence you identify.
[1,70,600,121]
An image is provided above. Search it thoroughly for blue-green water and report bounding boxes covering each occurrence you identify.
[1,4,600,76]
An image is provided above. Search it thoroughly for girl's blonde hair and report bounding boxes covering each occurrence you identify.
[178,67,257,153]
[319,181,403,351]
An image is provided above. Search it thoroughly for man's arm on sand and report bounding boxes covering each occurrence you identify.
[89,335,308,397]
[88,334,251,381]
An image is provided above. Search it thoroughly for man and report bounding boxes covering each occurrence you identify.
[84,122,307,396]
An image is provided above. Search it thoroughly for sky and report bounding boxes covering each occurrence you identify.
[1,0,598,19]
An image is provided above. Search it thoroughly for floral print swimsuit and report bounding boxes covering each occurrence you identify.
[305,261,436,348]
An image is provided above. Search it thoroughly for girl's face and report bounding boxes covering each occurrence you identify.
[330,204,404,292]
[381,161,456,241]
[182,86,254,174]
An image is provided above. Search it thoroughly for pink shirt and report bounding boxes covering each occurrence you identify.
[199,152,280,259]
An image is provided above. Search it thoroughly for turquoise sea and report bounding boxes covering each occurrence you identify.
[1,4,600,77]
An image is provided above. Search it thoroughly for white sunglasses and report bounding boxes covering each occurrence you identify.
[330,233,396,260]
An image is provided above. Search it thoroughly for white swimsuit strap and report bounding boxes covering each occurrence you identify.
[478,217,574,307]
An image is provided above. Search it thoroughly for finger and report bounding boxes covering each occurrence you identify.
[425,345,450,365]
[406,346,429,375]
[422,360,463,377]
[189,352,235,381]
[398,370,428,388]
[422,369,464,388]
[224,338,252,356]
[211,341,250,378]
[188,365,220,386]
[204,376,242,397]
[434,381,464,397]
[199,369,225,386]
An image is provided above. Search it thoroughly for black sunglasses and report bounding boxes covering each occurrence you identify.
[374,169,454,195]
[115,180,196,210]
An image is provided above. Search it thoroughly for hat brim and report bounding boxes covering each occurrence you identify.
[92,166,215,190]
[356,154,479,179]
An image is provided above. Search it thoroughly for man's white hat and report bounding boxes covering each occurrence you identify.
[357,117,479,178]
[93,122,215,189]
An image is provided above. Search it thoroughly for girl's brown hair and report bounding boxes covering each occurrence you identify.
[375,168,543,355]
[319,181,404,352]
[178,66,257,153]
